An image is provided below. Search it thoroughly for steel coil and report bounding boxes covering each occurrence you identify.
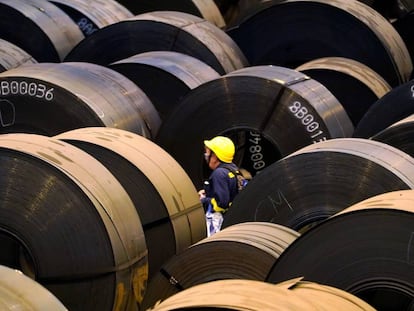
[48,0,133,36]
[0,39,37,72]
[0,133,147,311]
[141,222,299,310]
[267,189,414,310]
[227,0,412,87]
[223,138,414,233]
[55,127,206,279]
[296,57,391,127]
[109,51,220,121]
[0,0,84,62]
[155,65,353,189]
[0,62,160,137]
[64,11,248,74]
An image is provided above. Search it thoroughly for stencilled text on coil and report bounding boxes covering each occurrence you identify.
[0,81,54,101]
[288,101,327,143]
[248,131,266,171]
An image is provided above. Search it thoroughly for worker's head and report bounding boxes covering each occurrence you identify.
[204,136,235,164]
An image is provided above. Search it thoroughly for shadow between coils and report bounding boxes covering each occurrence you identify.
[55,127,206,280]
[141,222,299,310]
[64,11,247,74]
[49,0,133,37]
[354,79,414,138]
[0,133,147,311]
[223,138,414,233]
[226,0,412,87]
[0,62,160,137]
[155,65,353,189]
[0,0,84,62]
[296,56,391,127]
[0,38,37,72]
[266,189,414,310]
[109,51,220,121]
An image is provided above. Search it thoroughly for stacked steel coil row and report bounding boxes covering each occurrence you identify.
[0,0,413,310]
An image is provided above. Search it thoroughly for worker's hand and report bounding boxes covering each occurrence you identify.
[198,189,206,200]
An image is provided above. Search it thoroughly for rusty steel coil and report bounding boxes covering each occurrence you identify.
[114,0,225,28]
[109,51,220,121]
[64,11,248,74]
[48,0,133,37]
[296,57,391,127]
[0,0,84,62]
[55,127,206,279]
[227,0,412,87]
[267,189,414,310]
[223,138,414,233]
[0,265,68,311]
[141,222,300,310]
[0,133,148,311]
[354,79,414,138]
[0,62,160,138]
[0,39,37,73]
[147,278,376,310]
[155,65,353,189]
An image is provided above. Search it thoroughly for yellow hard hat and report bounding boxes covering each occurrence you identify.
[204,136,235,163]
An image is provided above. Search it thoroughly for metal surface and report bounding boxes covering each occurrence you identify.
[0,62,160,137]
[64,11,248,74]
[48,0,133,36]
[296,57,391,126]
[0,0,84,62]
[0,39,37,72]
[55,127,206,279]
[227,0,412,87]
[223,138,414,232]
[155,65,353,189]
[141,222,299,310]
[0,133,147,311]
[109,51,220,121]
[267,189,414,310]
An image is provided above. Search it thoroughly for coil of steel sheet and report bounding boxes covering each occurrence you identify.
[226,0,412,87]
[64,11,248,74]
[141,222,299,310]
[267,189,414,310]
[0,0,84,62]
[155,65,353,189]
[48,0,133,37]
[55,127,206,280]
[296,57,391,127]
[0,39,37,73]
[114,0,225,28]
[109,51,220,121]
[392,10,414,79]
[354,79,414,138]
[0,133,148,311]
[0,265,68,311]
[0,62,160,137]
[223,138,414,232]
[147,278,376,310]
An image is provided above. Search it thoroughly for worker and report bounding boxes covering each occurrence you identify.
[198,136,241,236]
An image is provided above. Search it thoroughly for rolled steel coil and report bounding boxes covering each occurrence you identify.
[55,127,206,279]
[109,51,220,121]
[0,0,84,62]
[354,79,414,138]
[267,189,414,310]
[392,10,414,78]
[155,65,353,189]
[296,57,391,127]
[114,0,226,28]
[0,133,147,311]
[226,0,412,87]
[0,265,68,311]
[64,11,248,74]
[141,222,300,310]
[48,0,133,36]
[0,39,37,73]
[0,62,161,138]
[147,278,376,310]
[223,138,414,233]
